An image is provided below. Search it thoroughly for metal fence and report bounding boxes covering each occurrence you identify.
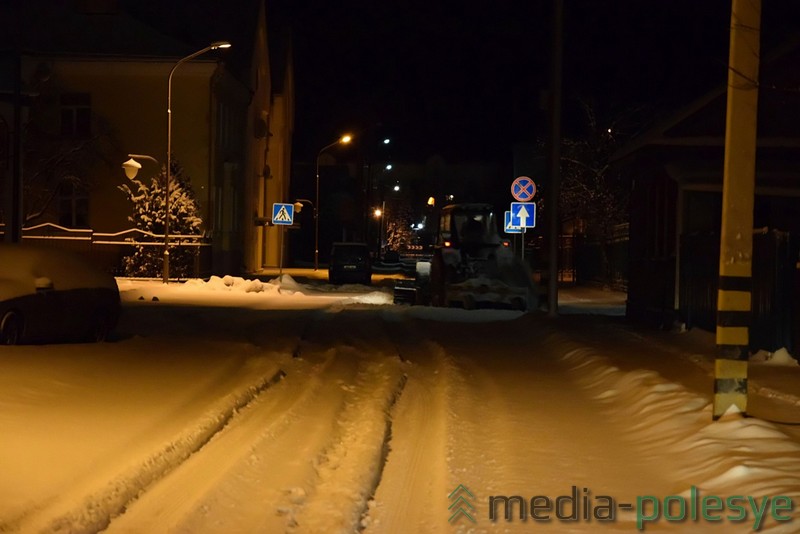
[1,223,212,279]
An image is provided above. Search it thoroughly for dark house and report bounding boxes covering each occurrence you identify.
[614,37,800,352]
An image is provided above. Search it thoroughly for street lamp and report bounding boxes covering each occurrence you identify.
[314,133,352,270]
[373,203,386,255]
[293,198,314,213]
[122,154,159,178]
[163,40,231,283]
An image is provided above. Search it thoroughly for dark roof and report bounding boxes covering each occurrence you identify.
[613,34,800,162]
[0,0,194,58]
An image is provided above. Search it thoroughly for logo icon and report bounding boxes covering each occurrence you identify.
[448,484,476,524]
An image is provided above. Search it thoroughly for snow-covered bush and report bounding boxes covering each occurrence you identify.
[117,158,202,278]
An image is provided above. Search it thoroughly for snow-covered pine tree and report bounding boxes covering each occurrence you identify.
[117,157,203,278]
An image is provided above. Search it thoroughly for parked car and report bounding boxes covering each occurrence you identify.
[0,244,120,344]
[328,242,372,285]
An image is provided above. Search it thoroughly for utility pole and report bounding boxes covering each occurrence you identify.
[714,0,761,419]
[546,0,563,317]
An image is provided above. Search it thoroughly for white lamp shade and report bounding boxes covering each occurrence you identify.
[122,158,142,179]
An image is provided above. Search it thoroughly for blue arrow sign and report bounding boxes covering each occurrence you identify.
[272,203,294,225]
[504,211,523,234]
[511,176,537,202]
[511,202,536,228]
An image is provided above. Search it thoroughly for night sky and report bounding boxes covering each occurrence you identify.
[127,1,800,164]
[282,0,800,163]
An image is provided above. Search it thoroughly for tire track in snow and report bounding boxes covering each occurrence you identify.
[357,372,409,531]
[420,318,679,533]
[288,362,407,533]
[15,365,286,534]
[276,310,408,533]
[106,347,356,533]
[361,316,455,533]
[105,309,407,533]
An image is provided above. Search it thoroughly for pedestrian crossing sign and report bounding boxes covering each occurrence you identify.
[504,210,523,234]
[272,203,294,225]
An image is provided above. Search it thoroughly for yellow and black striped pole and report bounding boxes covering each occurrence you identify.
[715,0,761,419]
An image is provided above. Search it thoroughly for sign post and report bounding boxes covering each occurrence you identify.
[272,203,295,275]
[505,210,524,260]
[510,177,538,264]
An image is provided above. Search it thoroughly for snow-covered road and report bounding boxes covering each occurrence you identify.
[1,278,800,533]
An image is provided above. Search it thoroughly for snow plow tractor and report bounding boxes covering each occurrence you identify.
[394,203,538,311]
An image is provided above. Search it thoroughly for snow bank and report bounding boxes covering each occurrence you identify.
[183,275,278,294]
[556,337,800,529]
[119,275,393,303]
[750,347,798,367]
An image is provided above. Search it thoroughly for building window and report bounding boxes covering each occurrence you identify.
[58,181,89,228]
[60,93,91,139]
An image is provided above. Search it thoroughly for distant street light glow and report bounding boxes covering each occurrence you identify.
[315,133,354,269]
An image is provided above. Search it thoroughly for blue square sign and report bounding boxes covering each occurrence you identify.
[272,203,294,225]
[504,210,523,234]
[510,202,536,228]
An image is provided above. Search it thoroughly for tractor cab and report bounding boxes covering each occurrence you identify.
[437,203,503,258]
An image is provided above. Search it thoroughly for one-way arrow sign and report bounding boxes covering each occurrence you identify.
[510,202,536,228]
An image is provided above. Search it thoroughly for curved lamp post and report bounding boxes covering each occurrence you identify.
[122,153,159,178]
[293,198,314,213]
[314,134,352,270]
[163,40,231,283]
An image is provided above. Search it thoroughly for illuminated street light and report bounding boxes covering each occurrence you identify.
[161,40,231,283]
[294,198,313,213]
[122,157,145,179]
[374,200,386,255]
[315,133,353,270]
[383,138,390,144]
[393,183,400,192]
[122,154,159,176]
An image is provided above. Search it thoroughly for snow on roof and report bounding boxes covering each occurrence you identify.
[0,244,118,301]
